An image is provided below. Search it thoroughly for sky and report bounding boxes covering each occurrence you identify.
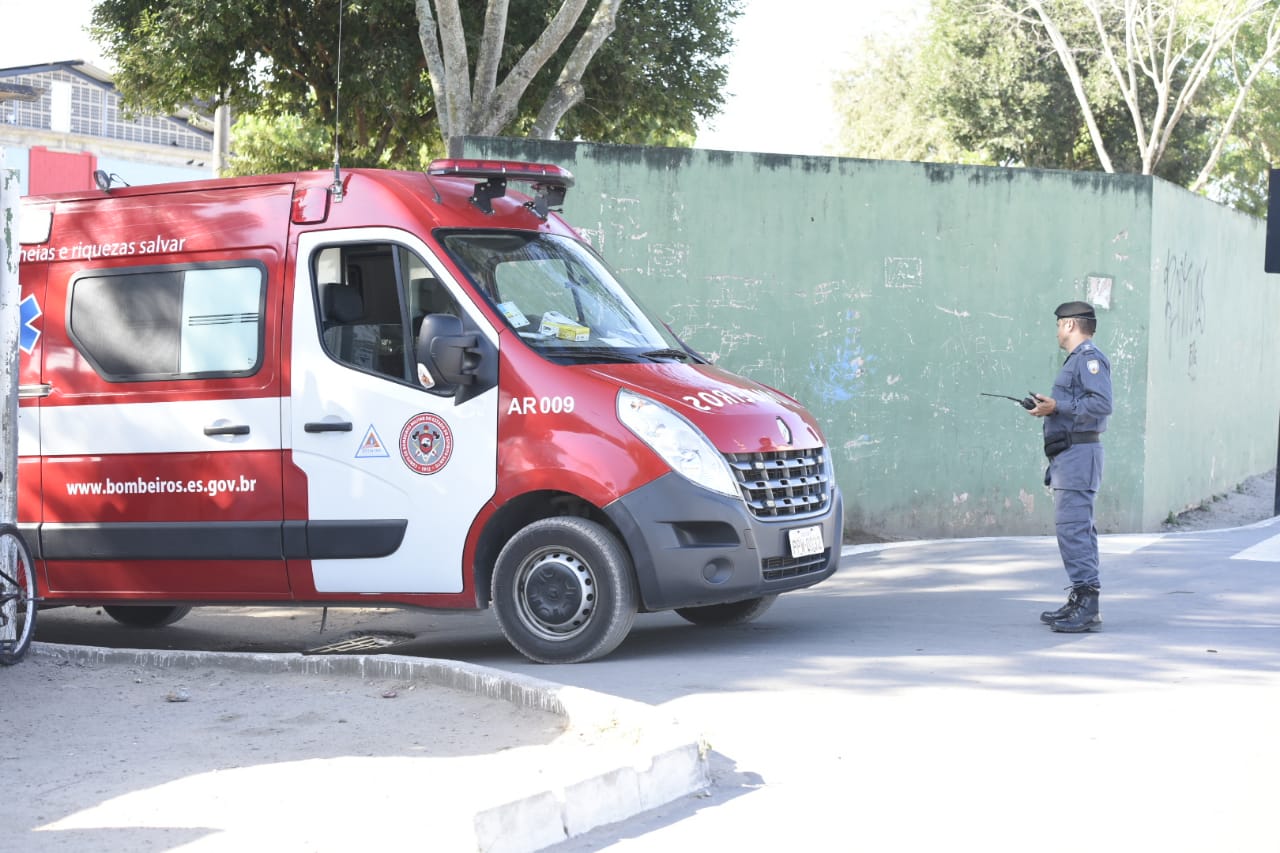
[694,0,925,155]
[1,0,924,158]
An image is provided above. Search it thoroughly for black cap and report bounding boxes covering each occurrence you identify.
[1054,301,1096,320]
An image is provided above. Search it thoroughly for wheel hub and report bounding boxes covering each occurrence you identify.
[518,550,594,637]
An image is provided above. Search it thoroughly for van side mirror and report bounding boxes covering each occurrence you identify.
[416,313,477,392]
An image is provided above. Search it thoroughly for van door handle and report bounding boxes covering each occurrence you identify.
[304,421,353,433]
[204,424,251,436]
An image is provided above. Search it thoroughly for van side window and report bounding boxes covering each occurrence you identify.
[69,263,265,380]
[313,242,460,389]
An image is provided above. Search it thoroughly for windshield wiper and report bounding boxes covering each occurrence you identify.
[645,345,706,361]
[550,347,645,363]
[640,347,696,362]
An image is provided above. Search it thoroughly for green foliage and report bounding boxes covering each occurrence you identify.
[224,114,334,177]
[917,0,1099,169]
[833,0,1106,168]
[832,0,1278,212]
[92,0,740,172]
[557,0,738,145]
[1195,13,1280,216]
[832,35,967,163]
[93,0,430,169]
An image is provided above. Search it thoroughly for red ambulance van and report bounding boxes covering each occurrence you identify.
[15,160,843,663]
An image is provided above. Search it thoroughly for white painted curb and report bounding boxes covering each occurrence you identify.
[31,643,710,852]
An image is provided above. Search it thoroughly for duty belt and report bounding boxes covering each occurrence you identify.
[1044,430,1102,458]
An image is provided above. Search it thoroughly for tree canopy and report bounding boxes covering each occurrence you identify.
[833,0,1280,215]
[91,0,740,174]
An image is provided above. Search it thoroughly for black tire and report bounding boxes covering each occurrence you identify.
[492,517,638,664]
[675,594,777,627]
[0,525,37,666]
[103,605,193,628]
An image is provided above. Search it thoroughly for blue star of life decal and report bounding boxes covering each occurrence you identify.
[19,293,41,354]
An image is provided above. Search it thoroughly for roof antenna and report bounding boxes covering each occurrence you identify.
[329,0,345,202]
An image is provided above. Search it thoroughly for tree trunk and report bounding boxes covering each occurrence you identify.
[1026,0,1116,172]
[478,0,592,136]
[531,0,625,139]
[417,0,627,149]
[470,0,511,126]
[416,1,455,141]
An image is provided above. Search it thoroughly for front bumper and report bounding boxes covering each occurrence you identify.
[604,471,844,612]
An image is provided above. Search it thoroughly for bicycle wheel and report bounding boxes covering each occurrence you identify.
[0,524,37,665]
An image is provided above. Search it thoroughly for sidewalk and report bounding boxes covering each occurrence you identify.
[8,644,708,852]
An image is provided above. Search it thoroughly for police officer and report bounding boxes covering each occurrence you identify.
[1027,301,1112,632]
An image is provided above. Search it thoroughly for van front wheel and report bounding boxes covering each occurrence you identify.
[492,517,637,664]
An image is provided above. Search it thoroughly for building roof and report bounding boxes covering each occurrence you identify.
[0,60,116,87]
[0,83,40,102]
[0,60,213,140]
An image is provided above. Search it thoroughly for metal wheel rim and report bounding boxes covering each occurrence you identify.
[513,546,596,642]
[0,534,35,660]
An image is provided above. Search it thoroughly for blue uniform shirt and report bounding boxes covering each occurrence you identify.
[1045,339,1112,491]
[1045,339,1112,436]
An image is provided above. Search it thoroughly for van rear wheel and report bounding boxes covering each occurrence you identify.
[675,595,777,626]
[0,525,38,665]
[492,517,637,664]
[103,605,192,628]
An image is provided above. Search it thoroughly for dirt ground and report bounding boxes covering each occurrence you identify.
[1158,468,1277,532]
[844,467,1278,544]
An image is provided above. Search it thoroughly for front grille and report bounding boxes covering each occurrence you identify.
[725,448,832,519]
[762,549,831,581]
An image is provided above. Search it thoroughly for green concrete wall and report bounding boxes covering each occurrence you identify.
[462,138,1278,538]
[1144,181,1280,529]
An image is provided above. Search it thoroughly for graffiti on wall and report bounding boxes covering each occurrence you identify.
[885,257,923,289]
[1162,250,1207,378]
[941,334,1017,385]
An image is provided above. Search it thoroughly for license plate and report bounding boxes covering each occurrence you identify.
[788,525,824,558]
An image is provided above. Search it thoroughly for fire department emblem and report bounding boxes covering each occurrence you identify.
[399,413,453,475]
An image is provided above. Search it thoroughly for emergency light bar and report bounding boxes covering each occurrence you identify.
[426,159,574,218]
[427,159,575,186]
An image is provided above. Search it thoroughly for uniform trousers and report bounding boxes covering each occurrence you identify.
[1049,443,1103,590]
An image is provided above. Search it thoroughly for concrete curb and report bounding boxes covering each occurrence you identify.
[31,642,710,852]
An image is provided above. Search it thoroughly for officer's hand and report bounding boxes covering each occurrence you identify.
[1028,393,1057,417]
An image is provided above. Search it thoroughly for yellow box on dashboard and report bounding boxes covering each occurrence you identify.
[539,311,589,341]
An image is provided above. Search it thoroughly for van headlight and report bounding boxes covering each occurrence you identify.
[617,389,740,499]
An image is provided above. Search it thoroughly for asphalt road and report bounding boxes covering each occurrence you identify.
[25,517,1280,852]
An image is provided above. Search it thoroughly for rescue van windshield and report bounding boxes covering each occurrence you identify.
[440,231,698,364]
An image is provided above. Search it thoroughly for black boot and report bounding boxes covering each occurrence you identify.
[1039,588,1083,625]
[1051,586,1101,633]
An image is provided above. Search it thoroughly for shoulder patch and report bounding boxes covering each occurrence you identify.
[1087,359,1100,375]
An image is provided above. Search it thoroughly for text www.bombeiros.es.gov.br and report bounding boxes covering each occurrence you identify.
[66,476,258,497]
